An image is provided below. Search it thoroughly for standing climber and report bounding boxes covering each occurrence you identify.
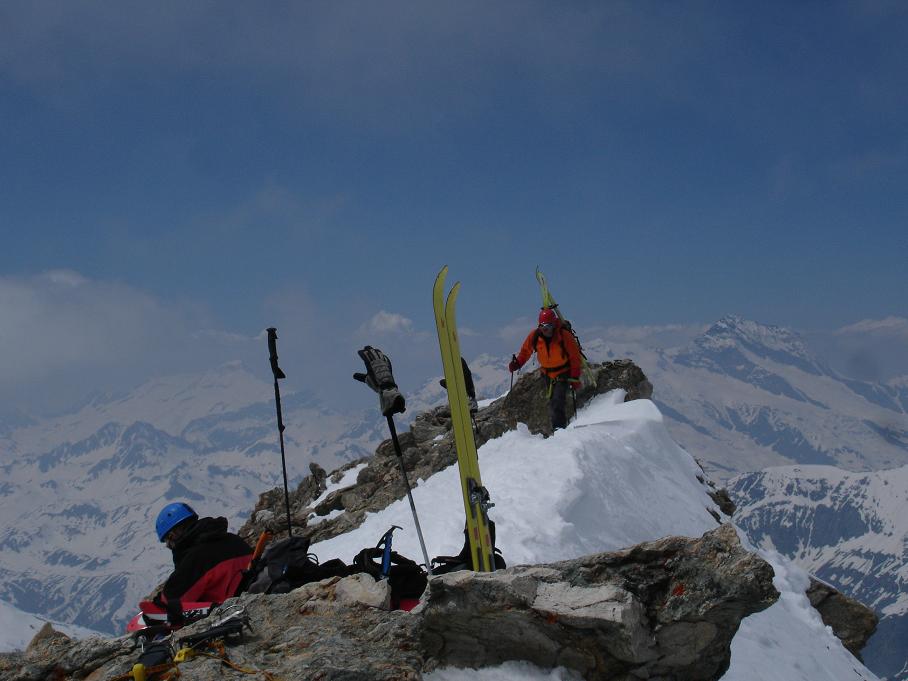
[508,308,582,431]
[152,502,252,624]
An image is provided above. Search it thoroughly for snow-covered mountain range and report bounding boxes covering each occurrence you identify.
[0,598,100,653]
[593,315,908,480]
[421,315,908,481]
[730,466,908,681]
[0,361,387,634]
[1,314,905,677]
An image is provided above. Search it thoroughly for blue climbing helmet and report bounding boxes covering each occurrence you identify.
[155,502,198,542]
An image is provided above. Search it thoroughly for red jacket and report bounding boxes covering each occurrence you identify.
[158,517,252,622]
[516,325,582,379]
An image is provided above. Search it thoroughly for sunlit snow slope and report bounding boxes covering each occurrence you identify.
[311,392,878,681]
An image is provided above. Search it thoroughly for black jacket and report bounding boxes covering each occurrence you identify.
[158,516,252,622]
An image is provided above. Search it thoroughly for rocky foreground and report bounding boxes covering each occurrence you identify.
[2,524,777,681]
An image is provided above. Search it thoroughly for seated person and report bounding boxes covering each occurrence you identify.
[153,502,252,624]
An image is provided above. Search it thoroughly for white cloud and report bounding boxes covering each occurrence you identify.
[41,269,88,287]
[835,317,908,338]
[359,311,415,336]
[497,317,535,345]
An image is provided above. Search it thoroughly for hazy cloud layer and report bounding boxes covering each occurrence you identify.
[3,271,906,420]
[0,271,257,414]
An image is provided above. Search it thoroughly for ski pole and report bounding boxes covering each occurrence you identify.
[505,354,519,408]
[354,346,432,574]
[266,328,293,538]
[386,415,432,574]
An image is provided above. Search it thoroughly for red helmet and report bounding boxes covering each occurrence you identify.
[538,308,558,326]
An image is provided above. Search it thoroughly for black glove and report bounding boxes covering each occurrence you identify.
[354,346,405,416]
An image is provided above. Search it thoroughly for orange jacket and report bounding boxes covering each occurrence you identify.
[516,325,582,379]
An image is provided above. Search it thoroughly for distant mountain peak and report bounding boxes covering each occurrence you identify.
[701,315,812,358]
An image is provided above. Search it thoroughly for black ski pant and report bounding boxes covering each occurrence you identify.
[548,377,571,431]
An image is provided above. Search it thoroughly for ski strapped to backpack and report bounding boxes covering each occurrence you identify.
[433,266,496,572]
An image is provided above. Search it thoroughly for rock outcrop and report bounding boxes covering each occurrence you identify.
[806,578,879,659]
[419,523,777,680]
[2,524,777,681]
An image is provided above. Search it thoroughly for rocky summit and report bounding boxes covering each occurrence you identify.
[1,524,777,681]
[239,360,660,546]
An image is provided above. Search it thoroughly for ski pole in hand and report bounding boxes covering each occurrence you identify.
[354,346,432,574]
[267,328,293,538]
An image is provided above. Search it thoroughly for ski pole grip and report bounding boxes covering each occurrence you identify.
[267,328,286,380]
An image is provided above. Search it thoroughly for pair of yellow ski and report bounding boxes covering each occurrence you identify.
[432,266,495,572]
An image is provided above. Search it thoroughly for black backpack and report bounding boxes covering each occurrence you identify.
[244,536,350,594]
[430,520,507,575]
[351,546,428,608]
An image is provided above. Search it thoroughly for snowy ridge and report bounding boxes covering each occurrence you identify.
[305,392,876,681]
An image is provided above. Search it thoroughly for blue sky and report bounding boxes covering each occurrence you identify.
[1,1,906,412]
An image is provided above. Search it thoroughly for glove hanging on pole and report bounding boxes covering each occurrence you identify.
[354,346,431,574]
[353,346,405,416]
